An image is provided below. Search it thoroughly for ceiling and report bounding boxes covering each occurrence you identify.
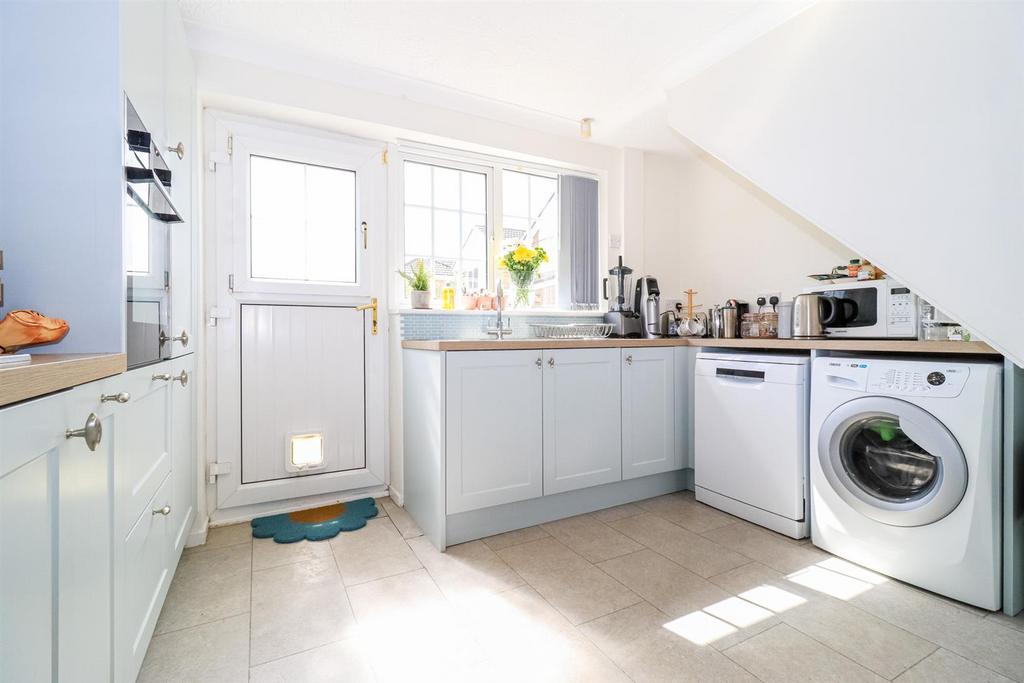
[179,1,810,151]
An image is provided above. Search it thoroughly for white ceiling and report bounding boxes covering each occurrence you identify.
[179,1,810,151]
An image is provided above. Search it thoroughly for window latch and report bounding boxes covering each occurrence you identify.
[361,221,368,249]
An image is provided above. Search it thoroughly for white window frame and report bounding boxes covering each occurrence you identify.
[391,142,603,310]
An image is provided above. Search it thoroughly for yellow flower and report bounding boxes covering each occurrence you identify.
[498,258,507,269]
[541,251,549,262]
[513,245,535,263]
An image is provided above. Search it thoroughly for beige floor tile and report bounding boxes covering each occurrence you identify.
[250,556,358,666]
[379,497,423,539]
[196,523,252,550]
[987,609,1024,633]
[407,536,523,599]
[248,637,376,683]
[541,514,643,563]
[497,537,641,624]
[154,542,251,635]
[252,537,333,571]
[454,585,629,682]
[597,549,730,618]
[707,561,787,594]
[138,614,249,683]
[724,623,885,682]
[579,601,757,682]
[330,517,421,586]
[610,513,750,578]
[894,648,1014,683]
[481,524,550,551]
[636,492,738,533]
[701,520,828,573]
[347,569,486,681]
[588,503,645,523]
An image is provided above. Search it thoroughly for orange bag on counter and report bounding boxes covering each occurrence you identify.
[0,310,70,353]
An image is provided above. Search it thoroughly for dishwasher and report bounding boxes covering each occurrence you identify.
[694,351,811,538]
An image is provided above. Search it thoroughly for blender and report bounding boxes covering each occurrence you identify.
[603,257,641,338]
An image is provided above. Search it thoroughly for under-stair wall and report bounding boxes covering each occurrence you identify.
[667,1,1024,367]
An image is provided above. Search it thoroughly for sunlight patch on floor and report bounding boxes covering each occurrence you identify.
[663,611,738,646]
[703,596,775,628]
[787,565,874,600]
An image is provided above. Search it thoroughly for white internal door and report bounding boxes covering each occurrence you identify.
[208,112,388,510]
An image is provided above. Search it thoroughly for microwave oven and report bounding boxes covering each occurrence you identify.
[804,279,918,339]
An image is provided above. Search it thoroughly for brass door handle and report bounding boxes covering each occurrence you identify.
[356,297,378,336]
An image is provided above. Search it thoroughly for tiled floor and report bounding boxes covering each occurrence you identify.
[139,492,1024,682]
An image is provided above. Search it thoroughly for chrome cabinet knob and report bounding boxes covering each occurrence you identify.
[160,329,189,347]
[625,354,633,365]
[172,370,189,386]
[100,391,130,404]
[152,505,171,516]
[535,357,542,368]
[167,142,184,160]
[66,413,102,451]
[548,357,555,368]
[152,373,172,382]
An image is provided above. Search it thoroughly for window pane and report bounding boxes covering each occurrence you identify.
[405,206,432,255]
[249,155,356,284]
[460,260,485,293]
[530,175,557,217]
[501,170,560,308]
[404,162,431,205]
[434,209,460,259]
[462,172,485,213]
[433,167,460,210]
[503,170,529,217]
[462,212,486,259]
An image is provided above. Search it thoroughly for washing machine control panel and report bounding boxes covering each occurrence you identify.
[821,360,969,398]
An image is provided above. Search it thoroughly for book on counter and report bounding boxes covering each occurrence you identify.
[0,353,31,366]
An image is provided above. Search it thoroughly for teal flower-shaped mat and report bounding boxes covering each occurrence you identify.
[251,498,378,543]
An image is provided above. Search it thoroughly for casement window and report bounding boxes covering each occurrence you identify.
[399,150,600,309]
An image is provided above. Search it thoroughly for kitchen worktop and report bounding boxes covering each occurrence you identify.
[0,353,127,407]
[402,337,1000,355]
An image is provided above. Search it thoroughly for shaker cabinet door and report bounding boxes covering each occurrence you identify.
[445,351,544,514]
[621,347,679,479]
[542,349,622,494]
[170,354,196,556]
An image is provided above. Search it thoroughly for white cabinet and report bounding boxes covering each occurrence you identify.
[170,355,196,555]
[621,347,679,479]
[542,349,622,494]
[445,350,544,514]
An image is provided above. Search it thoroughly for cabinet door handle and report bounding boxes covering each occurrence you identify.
[152,373,172,382]
[100,391,131,404]
[167,141,184,160]
[625,354,633,365]
[66,413,102,451]
[152,505,171,516]
[548,357,555,368]
[172,370,189,386]
[160,329,189,347]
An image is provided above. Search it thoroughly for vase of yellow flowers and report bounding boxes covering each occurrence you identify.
[499,244,548,308]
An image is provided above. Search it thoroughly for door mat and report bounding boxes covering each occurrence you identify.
[251,498,378,543]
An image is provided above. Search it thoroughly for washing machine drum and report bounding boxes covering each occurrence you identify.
[818,396,968,527]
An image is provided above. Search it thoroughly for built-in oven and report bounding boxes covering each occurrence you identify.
[805,279,918,339]
[124,95,184,368]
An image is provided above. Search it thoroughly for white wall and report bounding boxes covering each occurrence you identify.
[0,2,125,354]
[667,1,1024,365]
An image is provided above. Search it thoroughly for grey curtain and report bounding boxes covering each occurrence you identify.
[559,175,599,308]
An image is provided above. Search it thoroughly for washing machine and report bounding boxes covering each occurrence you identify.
[810,356,1003,610]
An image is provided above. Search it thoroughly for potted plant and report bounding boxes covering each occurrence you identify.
[398,260,432,309]
[499,244,548,308]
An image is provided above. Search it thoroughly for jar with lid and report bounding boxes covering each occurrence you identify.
[740,313,760,338]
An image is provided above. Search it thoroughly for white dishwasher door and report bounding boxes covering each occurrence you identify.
[694,354,809,522]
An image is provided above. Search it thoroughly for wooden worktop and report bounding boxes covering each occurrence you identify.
[0,353,127,407]
[402,337,1000,355]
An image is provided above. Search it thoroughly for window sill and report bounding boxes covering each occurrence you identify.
[392,308,603,317]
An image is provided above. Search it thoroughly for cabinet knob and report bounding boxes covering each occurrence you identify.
[535,357,542,368]
[167,141,184,160]
[66,413,102,451]
[152,373,172,382]
[100,391,131,404]
[548,357,555,368]
[625,354,633,365]
[172,370,189,386]
[152,505,171,516]
[160,329,189,347]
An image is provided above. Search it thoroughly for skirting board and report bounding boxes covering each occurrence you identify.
[695,486,808,540]
[443,468,692,549]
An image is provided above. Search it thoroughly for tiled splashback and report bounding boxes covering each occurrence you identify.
[399,312,605,340]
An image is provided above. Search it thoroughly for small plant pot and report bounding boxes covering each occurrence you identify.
[410,291,431,309]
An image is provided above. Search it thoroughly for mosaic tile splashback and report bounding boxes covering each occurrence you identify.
[399,313,606,340]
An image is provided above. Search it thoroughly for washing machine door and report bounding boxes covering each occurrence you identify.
[818,396,967,527]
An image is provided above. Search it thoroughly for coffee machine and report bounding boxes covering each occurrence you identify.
[602,257,641,338]
[635,276,662,339]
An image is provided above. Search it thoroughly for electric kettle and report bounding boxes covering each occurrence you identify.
[792,293,836,339]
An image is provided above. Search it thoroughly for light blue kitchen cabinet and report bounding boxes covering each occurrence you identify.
[621,347,679,479]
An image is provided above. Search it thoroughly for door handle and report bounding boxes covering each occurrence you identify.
[625,354,633,365]
[152,505,171,516]
[160,329,189,347]
[548,357,555,368]
[100,391,131,403]
[172,370,189,386]
[66,413,102,451]
[356,297,378,336]
[152,373,172,382]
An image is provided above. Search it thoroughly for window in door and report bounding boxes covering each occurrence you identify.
[249,155,358,284]
[402,161,488,300]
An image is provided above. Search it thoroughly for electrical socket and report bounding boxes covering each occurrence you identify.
[755,291,782,309]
